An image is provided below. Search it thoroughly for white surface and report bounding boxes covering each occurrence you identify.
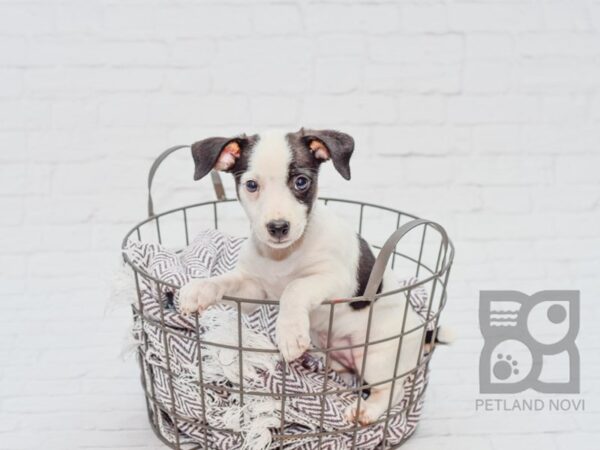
[1,0,599,449]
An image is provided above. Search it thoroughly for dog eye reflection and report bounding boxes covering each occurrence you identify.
[293,175,311,192]
[245,180,259,193]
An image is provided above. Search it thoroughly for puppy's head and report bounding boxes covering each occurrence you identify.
[191,129,354,249]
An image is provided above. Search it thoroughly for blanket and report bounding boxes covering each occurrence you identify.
[124,229,431,450]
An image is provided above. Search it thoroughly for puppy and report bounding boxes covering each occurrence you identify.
[180,129,427,424]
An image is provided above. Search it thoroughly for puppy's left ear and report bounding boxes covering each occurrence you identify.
[301,129,354,180]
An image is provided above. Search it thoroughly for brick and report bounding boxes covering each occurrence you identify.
[103,5,156,38]
[370,35,463,64]
[447,95,539,124]
[0,131,27,161]
[453,156,553,186]
[370,125,470,156]
[24,195,97,225]
[314,58,362,93]
[397,156,455,186]
[169,40,216,67]
[542,2,592,31]
[481,187,532,213]
[24,68,98,97]
[456,212,556,240]
[213,41,311,93]
[593,3,600,30]
[0,197,23,226]
[0,226,41,254]
[163,68,210,93]
[51,100,98,130]
[466,33,514,60]
[216,37,312,65]
[56,3,103,34]
[28,38,106,67]
[556,156,600,184]
[0,4,55,34]
[27,130,105,162]
[0,36,28,66]
[517,60,600,92]
[40,225,91,252]
[315,35,367,57]
[0,68,23,98]
[52,162,110,195]
[463,61,511,93]
[0,164,26,195]
[448,3,543,32]
[518,33,600,58]
[540,95,587,124]
[250,96,299,126]
[491,433,560,450]
[521,125,600,154]
[365,63,462,94]
[146,94,250,126]
[300,94,396,125]
[472,125,521,154]
[397,95,445,124]
[99,41,169,67]
[252,4,302,35]
[305,4,400,34]
[532,186,599,212]
[401,4,447,33]
[98,95,150,127]
[0,100,51,130]
[156,5,254,39]
[95,68,164,92]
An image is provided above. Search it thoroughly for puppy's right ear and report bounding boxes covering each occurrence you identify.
[191,135,254,181]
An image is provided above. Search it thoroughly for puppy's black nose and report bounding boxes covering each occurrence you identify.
[266,220,290,239]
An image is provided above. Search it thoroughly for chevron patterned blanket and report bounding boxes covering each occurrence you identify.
[125,229,429,450]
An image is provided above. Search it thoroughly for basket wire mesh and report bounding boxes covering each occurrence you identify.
[122,145,454,450]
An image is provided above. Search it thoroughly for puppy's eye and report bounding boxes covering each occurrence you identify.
[245,180,259,193]
[293,175,311,192]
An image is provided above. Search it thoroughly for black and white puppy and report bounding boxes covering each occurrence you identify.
[180,129,426,424]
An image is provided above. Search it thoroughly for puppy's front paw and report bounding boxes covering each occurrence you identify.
[275,313,311,362]
[178,279,222,315]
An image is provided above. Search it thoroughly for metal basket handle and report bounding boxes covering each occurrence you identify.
[363,219,450,299]
[147,145,226,217]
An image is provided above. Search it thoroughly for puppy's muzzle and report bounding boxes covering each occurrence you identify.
[266,220,290,240]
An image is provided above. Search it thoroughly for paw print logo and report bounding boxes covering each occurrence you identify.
[480,291,579,394]
[494,354,519,380]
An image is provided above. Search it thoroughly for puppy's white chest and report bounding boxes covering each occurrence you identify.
[251,256,304,299]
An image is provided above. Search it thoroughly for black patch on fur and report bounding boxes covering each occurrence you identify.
[360,381,371,400]
[425,327,447,345]
[285,128,355,214]
[190,134,259,189]
[285,132,323,214]
[288,128,354,180]
[349,236,382,310]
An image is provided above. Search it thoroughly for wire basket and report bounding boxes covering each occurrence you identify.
[122,145,454,450]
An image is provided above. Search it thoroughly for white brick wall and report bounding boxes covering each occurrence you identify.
[1,1,599,449]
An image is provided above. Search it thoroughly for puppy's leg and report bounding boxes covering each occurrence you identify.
[275,275,340,362]
[345,340,418,425]
[344,344,398,425]
[179,270,263,315]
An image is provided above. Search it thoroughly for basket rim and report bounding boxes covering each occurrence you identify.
[121,196,455,306]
